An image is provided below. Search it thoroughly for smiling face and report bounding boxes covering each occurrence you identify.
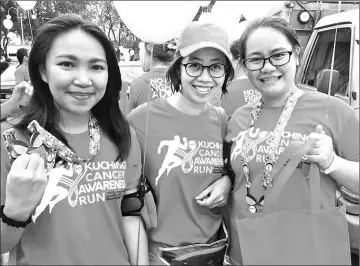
[180,47,226,106]
[244,27,299,103]
[40,29,108,118]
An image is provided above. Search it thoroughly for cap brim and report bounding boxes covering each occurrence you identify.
[179,41,232,63]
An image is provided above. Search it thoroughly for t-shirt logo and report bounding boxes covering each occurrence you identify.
[155,135,223,186]
[231,128,271,163]
[243,89,261,103]
[33,162,79,222]
[231,128,310,164]
[32,160,128,222]
[150,77,173,98]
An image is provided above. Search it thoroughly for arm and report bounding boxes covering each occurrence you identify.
[122,213,149,265]
[328,156,359,194]
[128,80,140,113]
[306,125,359,194]
[1,154,47,253]
[0,82,32,121]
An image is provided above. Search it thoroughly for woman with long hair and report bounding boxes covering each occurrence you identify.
[1,13,148,265]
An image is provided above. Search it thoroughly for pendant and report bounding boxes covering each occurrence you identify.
[246,194,264,214]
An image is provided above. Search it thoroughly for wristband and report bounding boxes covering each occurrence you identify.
[320,152,340,175]
[0,205,32,228]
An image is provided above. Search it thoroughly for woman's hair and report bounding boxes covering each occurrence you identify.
[238,16,302,65]
[16,48,28,67]
[144,41,176,63]
[15,13,131,162]
[166,51,235,94]
[230,39,241,60]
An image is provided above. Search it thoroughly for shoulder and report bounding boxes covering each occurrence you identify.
[231,101,254,119]
[127,98,167,126]
[130,75,147,89]
[298,90,355,116]
[209,105,227,120]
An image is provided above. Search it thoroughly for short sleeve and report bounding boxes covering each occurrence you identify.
[124,127,142,191]
[128,77,146,112]
[333,105,359,162]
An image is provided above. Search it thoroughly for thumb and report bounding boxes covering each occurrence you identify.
[195,186,212,200]
[316,125,326,135]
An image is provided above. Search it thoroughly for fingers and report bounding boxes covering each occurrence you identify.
[11,153,31,169]
[196,192,227,208]
[195,187,212,201]
[26,153,43,172]
[316,125,326,135]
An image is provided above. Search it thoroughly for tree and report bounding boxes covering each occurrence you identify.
[86,1,140,53]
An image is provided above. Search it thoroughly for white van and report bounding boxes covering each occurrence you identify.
[298,9,359,118]
[298,9,359,260]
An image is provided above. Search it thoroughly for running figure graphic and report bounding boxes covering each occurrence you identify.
[155,135,188,185]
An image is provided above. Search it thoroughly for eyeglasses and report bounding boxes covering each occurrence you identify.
[243,51,293,71]
[181,63,227,78]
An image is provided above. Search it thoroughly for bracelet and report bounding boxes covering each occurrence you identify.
[0,205,32,228]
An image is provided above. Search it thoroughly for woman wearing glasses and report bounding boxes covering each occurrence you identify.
[128,22,235,265]
[224,17,359,265]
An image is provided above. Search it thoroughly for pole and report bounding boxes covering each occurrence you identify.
[20,13,24,45]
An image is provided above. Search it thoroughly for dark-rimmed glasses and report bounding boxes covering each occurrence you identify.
[243,51,293,71]
[181,63,227,78]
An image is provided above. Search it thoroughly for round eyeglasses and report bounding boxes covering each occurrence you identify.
[243,51,293,71]
[181,63,227,78]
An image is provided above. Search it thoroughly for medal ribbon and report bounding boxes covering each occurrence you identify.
[239,88,301,213]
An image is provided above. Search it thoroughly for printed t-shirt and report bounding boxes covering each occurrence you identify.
[127,98,226,247]
[0,123,142,265]
[128,68,173,112]
[221,76,260,120]
[14,65,30,85]
[225,91,359,264]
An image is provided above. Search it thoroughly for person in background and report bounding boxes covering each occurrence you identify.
[128,21,235,265]
[14,48,30,85]
[1,13,148,265]
[221,38,260,120]
[127,41,175,113]
[224,16,359,265]
[0,81,32,122]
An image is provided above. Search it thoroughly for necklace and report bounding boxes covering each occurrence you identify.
[26,114,100,168]
[240,89,301,213]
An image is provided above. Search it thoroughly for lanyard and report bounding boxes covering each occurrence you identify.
[239,89,301,213]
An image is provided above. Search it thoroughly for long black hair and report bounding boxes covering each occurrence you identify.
[15,13,131,162]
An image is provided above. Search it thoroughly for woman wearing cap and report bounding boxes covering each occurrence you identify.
[127,41,176,113]
[224,17,359,265]
[128,21,235,265]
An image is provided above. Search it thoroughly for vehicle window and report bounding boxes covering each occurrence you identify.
[303,27,351,97]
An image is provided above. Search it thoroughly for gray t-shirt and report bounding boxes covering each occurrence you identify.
[225,91,359,264]
[1,123,142,265]
[128,68,173,112]
[128,98,226,247]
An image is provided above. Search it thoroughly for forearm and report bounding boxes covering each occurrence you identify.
[122,216,149,265]
[329,157,359,194]
[1,222,24,253]
[1,205,31,253]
